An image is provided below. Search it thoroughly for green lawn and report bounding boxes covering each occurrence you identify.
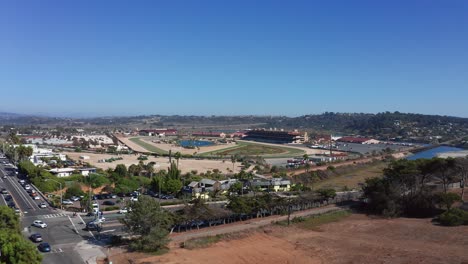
[129,137,168,154]
[275,210,351,230]
[201,141,305,158]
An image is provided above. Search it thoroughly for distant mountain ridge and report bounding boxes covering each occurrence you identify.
[1,111,468,143]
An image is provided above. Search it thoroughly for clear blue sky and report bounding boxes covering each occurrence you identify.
[1,1,467,117]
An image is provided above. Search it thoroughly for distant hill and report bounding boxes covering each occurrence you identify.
[1,111,467,143]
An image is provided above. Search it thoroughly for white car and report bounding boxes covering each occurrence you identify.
[70,196,80,201]
[34,196,41,200]
[19,179,25,185]
[118,208,128,214]
[130,196,138,202]
[24,185,31,190]
[33,220,47,228]
[62,199,74,205]
[39,202,47,208]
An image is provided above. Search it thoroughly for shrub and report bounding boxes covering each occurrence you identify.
[292,216,306,223]
[103,206,120,211]
[436,208,468,226]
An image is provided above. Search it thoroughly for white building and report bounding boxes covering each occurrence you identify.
[49,168,75,177]
[78,168,97,176]
[16,144,67,166]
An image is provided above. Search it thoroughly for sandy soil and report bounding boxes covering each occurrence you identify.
[104,214,468,264]
[64,152,241,174]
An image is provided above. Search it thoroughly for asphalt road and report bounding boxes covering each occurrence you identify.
[0,158,96,264]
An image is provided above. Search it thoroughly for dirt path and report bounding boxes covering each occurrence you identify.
[169,205,342,244]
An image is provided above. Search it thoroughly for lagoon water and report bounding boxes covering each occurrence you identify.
[179,140,214,147]
[406,146,465,160]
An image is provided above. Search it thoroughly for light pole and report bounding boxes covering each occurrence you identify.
[45,179,62,210]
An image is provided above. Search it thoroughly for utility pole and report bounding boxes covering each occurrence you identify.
[46,179,62,210]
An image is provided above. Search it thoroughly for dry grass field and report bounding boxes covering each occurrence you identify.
[104,213,468,264]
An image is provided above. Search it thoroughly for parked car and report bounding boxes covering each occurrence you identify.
[62,199,73,205]
[1,188,8,194]
[39,202,47,208]
[24,185,31,190]
[14,207,20,214]
[34,196,41,200]
[38,242,51,252]
[4,195,12,201]
[30,233,43,242]
[130,196,138,202]
[70,196,80,201]
[33,220,47,228]
[102,200,115,206]
[19,179,25,185]
[118,207,128,214]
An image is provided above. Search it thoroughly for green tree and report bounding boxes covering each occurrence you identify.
[16,145,33,161]
[0,230,43,264]
[120,196,173,252]
[227,196,253,215]
[435,192,462,211]
[114,164,128,177]
[167,161,180,180]
[0,206,20,231]
[8,132,21,144]
[64,183,85,199]
[0,206,42,264]
[87,174,110,189]
[165,178,182,194]
[174,151,182,168]
[228,182,243,194]
[316,188,337,199]
[230,155,239,171]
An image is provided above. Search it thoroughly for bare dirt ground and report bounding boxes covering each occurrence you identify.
[103,213,468,264]
[64,152,241,174]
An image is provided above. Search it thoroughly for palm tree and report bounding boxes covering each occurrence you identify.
[174,152,182,168]
[231,155,236,171]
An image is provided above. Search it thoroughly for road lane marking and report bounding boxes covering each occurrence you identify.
[39,213,67,219]
[77,213,96,240]
[67,215,79,234]
[5,176,37,210]
[100,229,116,233]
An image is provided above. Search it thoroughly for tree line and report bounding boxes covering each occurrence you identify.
[362,157,468,225]
[0,206,42,264]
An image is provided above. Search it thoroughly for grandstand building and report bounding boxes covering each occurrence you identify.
[243,129,308,144]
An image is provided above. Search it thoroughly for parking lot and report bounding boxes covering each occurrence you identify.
[61,190,180,213]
